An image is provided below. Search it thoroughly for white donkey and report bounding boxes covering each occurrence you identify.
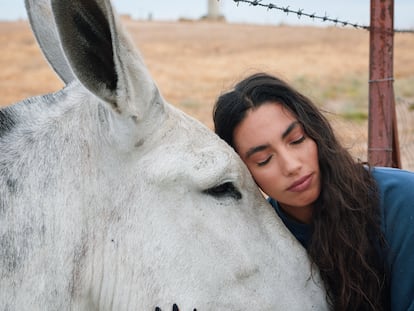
[0,0,329,310]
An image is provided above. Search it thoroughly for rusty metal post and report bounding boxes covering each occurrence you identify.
[368,0,401,167]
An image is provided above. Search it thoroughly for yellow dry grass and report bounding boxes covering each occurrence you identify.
[1,19,414,167]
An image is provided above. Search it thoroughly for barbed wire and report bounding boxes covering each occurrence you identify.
[228,0,414,34]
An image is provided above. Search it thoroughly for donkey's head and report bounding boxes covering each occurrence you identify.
[0,0,328,310]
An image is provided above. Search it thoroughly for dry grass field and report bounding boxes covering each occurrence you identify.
[1,18,414,168]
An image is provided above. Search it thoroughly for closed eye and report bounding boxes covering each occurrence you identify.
[258,155,272,167]
[291,136,306,145]
[204,182,242,200]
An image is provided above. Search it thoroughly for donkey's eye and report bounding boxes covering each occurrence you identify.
[204,182,242,200]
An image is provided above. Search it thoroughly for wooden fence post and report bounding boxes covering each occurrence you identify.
[368,0,401,167]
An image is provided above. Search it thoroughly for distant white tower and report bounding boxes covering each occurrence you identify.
[206,0,223,20]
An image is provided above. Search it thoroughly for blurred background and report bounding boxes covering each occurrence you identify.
[1,0,413,168]
[1,0,413,28]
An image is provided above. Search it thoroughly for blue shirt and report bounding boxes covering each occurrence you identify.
[268,167,414,311]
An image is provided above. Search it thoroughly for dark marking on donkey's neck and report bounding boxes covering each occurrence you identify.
[0,109,16,139]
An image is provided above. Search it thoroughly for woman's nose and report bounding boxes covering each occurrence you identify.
[278,150,301,175]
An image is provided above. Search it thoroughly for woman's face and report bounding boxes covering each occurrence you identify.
[233,102,320,222]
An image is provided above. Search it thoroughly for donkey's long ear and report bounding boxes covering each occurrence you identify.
[25,0,75,84]
[50,0,162,121]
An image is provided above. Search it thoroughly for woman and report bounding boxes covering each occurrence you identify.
[213,72,414,311]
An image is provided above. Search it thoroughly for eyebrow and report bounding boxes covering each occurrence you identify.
[245,145,269,159]
[282,121,300,139]
[244,121,300,159]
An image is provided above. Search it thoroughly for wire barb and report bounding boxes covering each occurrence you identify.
[230,0,414,33]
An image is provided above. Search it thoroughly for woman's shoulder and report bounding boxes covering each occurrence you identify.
[369,166,414,211]
[369,166,414,243]
[370,166,414,247]
[370,167,414,310]
[370,165,414,179]
[370,166,414,193]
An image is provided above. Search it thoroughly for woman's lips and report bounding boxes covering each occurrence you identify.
[287,174,313,192]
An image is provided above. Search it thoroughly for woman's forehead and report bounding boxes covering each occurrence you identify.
[233,102,298,151]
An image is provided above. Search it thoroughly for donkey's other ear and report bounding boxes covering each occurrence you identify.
[51,0,117,105]
[50,0,160,120]
[25,0,75,84]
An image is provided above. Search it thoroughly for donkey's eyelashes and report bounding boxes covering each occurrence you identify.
[204,182,242,200]
[154,305,197,311]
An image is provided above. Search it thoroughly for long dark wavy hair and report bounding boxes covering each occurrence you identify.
[213,73,389,310]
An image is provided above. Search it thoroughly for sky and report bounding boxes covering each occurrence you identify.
[0,0,413,30]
